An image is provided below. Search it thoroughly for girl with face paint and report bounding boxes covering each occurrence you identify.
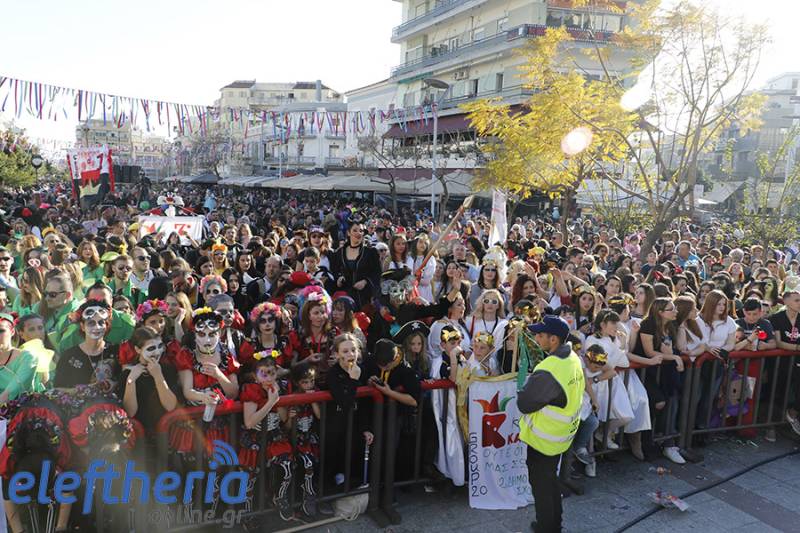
[172,308,241,457]
[239,358,294,520]
[121,326,179,433]
[53,299,121,392]
[245,302,290,371]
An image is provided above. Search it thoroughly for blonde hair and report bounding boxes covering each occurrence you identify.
[472,289,506,319]
[333,333,361,355]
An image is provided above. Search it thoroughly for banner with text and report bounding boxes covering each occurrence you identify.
[468,377,533,510]
[137,216,203,246]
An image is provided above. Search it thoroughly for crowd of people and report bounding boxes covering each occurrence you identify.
[0,180,797,531]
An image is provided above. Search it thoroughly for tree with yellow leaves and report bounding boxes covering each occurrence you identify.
[465,0,768,258]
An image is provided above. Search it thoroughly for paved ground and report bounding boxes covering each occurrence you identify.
[291,429,800,533]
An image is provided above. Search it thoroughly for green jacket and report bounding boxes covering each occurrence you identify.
[36,299,81,353]
[108,278,147,308]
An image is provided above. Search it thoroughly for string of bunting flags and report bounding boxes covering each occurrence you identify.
[0,74,437,138]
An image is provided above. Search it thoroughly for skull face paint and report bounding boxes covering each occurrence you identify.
[195,319,221,353]
[82,306,110,340]
[140,339,165,363]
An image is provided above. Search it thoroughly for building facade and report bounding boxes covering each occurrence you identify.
[74,120,171,178]
[213,80,345,175]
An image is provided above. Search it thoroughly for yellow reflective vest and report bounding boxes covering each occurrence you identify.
[519,351,584,456]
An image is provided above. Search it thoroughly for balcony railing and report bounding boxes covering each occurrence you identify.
[325,157,344,166]
[391,23,617,78]
[392,0,485,40]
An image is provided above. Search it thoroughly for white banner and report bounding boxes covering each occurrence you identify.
[137,215,204,246]
[488,189,507,247]
[468,378,533,510]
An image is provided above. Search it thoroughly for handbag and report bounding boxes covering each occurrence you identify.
[333,442,370,521]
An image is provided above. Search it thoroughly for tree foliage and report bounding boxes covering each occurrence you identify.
[0,129,38,187]
[729,126,800,255]
[465,0,769,254]
[464,19,633,235]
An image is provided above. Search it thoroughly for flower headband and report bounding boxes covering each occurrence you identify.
[253,349,281,361]
[136,299,169,322]
[211,243,228,254]
[193,306,214,318]
[199,274,227,295]
[249,302,281,324]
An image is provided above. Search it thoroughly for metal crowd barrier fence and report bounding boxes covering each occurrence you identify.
[148,385,386,532]
[685,349,796,446]
[91,350,796,532]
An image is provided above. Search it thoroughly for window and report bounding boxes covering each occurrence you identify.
[469,79,479,97]
[496,73,504,92]
[448,37,460,51]
[473,27,485,42]
[498,17,508,31]
[415,2,426,17]
[239,91,247,97]
[329,145,340,157]
[793,79,799,90]
[405,45,423,62]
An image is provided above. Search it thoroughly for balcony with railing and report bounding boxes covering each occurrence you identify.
[391,0,488,42]
[391,23,618,79]
[325,157,344,167]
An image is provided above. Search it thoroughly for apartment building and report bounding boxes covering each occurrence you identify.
[390,0,632,113]
[213,80,347,175]
[74,120,172,177]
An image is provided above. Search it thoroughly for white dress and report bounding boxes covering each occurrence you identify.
[428,319,471,361]
[584,336,635,428]
[593,334,651,432]
[413,255,437,304]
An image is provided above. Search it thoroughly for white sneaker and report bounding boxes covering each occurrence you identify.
[585,461,597,478]
[663,446,686,464]
[786,410,800,436]
[606,437,620,450]
[574,447,592,465]
[765,429,777,442]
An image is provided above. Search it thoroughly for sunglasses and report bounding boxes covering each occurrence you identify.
[116,265,132,272]
[45,290,65,299]
[135,255,149,262]
[213,252,225,257]
[482,298,500,305]
[484,267,497,272]
[0,257,12,262]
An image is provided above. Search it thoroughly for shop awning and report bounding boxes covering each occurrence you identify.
[384,114,474,138]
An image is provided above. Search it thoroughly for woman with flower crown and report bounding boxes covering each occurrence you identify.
[243,302,290,372]
[287,287,337,389]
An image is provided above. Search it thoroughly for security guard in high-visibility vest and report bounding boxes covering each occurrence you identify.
[518,316,584,533]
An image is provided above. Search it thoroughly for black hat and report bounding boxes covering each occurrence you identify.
[392,320,430,345]
[381,267,412,282]
[374,338,400,366]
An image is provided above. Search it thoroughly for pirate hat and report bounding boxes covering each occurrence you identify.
[381,267,412,282]
[392,320,430,345]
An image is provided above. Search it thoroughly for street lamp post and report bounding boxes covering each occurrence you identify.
[31,154,44,183]
[423,78,451,219]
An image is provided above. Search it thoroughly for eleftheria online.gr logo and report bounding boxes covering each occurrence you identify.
[7,440,248,513]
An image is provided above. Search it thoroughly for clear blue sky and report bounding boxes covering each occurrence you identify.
[0,0,797,144]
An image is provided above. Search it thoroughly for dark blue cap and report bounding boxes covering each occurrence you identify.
[528,315,570,341]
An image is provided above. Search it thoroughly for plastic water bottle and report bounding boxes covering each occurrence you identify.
[203,393,219,422]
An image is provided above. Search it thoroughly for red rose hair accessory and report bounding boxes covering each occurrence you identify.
[758,330,768,341]
[653,271,665,281]
[135,299,169,322]
[354,311,371,332]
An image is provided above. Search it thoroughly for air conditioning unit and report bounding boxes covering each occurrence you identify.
[454,69,469,81]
